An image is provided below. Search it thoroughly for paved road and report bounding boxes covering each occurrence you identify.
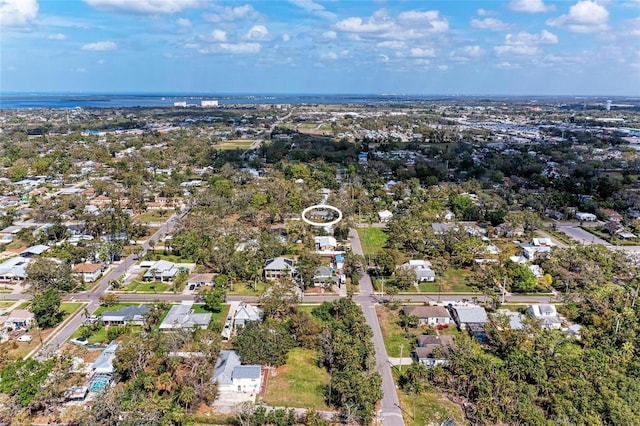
[349,228,405,426]
[34,209,189,359]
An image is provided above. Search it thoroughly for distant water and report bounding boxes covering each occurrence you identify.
[0,93,452,109]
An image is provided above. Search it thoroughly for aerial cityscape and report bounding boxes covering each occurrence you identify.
[1,0,640,425]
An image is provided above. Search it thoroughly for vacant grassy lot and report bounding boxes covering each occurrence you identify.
[263,348,331,410]
[226,281,266,296]
[376,305,422,358]
[357,227,388,257]
[133,210,173,223]
[398,388,467,426]
[125,281,172,293]
[214,139,254,150]
[60,302,83,318]
[0,301,15,309]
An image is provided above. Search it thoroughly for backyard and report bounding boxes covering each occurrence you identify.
[262,348,331,410]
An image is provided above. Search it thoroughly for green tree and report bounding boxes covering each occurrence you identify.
[30,289,62,328]
[26,258,78,293]
[235,322,296,367]
[202,286,225,313]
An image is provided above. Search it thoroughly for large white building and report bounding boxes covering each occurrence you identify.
[201,100,219,107]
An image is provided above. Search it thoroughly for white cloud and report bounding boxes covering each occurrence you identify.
[219,42,261,54]
[71,67,87,73]
[437,65,448,71]
[246,25,269,41]
[0,0,38,27]
[470,18,511,31]
[409,47,436,58]
[210,29,227,42]
[322,30,337,40]
[282,33,290,42]
[203,4,260,23]
[495,61,521,69]
[377,41,406,50]
[176,18,191,27]
[97,59,106,64]
[84,0,203,14]
[335,16,393,33]
[477,8,496,16]
[320,51,338,60]
[289,0,336,19]
[82,40,117,51]
[450,45,485,61]
[547,0,609,33]
[334,9,448,41]
[48,33,67,41]
[509,0,555,13]
[494,30,558,56]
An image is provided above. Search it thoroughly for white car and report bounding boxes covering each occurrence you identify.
[17,335,33,342]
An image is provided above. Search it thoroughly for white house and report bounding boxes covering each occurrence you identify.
[576,212,597,221]
[398,260,436,283]
[377,210,393,222]
[212,350,263,394]
[234,303,262,330]
[72,263,103,283]
[526,304,562,330]
[160,304,212,330]
[402,305,451,326]
[1,309,35,330]
[314,236,337,251]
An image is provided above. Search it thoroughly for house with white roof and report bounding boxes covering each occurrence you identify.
[1,309,35,330]
[142,260,185,282]
[377,210,393,222]
[314,236,337,251]
[0,256,31,283]
[92,342,118,375]
[234,303,262,330]
[20,244,50,258]
[576,212,597,221]
[398,260,436,283]
[526,304,562,330]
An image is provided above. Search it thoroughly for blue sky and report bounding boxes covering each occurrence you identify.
[1,0,639,95]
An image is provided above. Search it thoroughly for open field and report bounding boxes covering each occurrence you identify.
[416,268,477,293]
[357,227,388,258]
[397,388,467,426]
[133,210,173,223]
[262,348,331,410]
[376,305,422,358]
[213,139,254,150]
[225,281,266,296]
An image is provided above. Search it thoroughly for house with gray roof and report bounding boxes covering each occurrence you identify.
[526,304,562,330]
[413,335,454,368]
[212,350,263,394]
[451,304,489,343]
[92,342,118,375]
[20,244,50,258]
[234,302,262,330]
[102,305,150,326]
[143,259,182,282]
[0,256,30,283]
[160,304,212,330]
[263,257,295,281]
[398,260,436,284]
[402,305,451,326]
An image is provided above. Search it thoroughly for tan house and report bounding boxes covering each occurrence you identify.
[72,263,103,283]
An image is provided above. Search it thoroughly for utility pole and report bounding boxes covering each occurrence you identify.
[399,344,404,372]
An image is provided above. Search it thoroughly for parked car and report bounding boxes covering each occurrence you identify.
[17,335,33,342]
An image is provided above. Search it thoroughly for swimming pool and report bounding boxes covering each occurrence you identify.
[88,375,112,393]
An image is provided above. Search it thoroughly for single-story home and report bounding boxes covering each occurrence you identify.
[19,244,50,258]
[263,257,295,281]
[413,335,454,368]
[212,350,263,394]
[402,305,451,326]
[450,305,489,328]
[0,256,30,283]
[398,260,436,283]
[102,305,150,326]
[1,309,35,330]
[314,236,338,251]
[377,210,393,222]
[187,273,216,289]
[92,342,118,375]
[72,263,103,283]
[160,304,212,330]
[234,302,262,330]
[576,212,597,221]
[143,260,184,282]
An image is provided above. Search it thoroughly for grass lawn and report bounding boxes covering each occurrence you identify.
[143,253,194,263]
[126,281,173,293]
[357,227,388,257]
[0,301,15,309]
[214,139,254,150]
[134,210,174,223]
[192,303,230,325]
[70,326,111,344]
[263,348,331,410]
[376,306,422,358]
[437,268,478,293]
[397,389,467,426]
[537,229,573,246]
[60,303,83,318]
[226,281,266,296]
[17,301,31,309]
[581,227,639,246]
[94,303,139,316]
